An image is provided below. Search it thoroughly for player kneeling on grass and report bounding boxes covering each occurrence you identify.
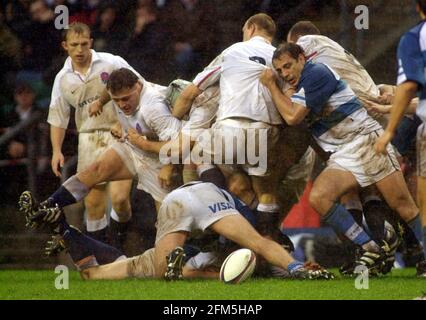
[18,182,333,280]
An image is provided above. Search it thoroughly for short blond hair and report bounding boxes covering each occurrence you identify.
[245,13,276,38]
[63,22,91,41]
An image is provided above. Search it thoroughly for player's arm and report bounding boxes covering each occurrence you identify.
[89,88,112,117]
[260,69,309,125]
[172,84,203,119]
[375,32,424,154]
[173,55,222,119]
[374,81,419,154]
[48,75,71,177]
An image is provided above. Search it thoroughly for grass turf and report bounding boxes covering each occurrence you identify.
[0,268,425,300]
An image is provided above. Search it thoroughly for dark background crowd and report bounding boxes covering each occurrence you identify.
[0,0,329,203]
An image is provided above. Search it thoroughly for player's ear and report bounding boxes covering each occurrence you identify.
[90,38,94,48]
[61,41,68,51]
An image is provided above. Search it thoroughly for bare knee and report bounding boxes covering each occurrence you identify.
[308,187,323,211]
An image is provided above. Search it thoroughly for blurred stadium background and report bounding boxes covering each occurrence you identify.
[0,0,420,270]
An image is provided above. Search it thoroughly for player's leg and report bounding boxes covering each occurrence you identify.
[18,147,134,228]
[418,176,426,276]
[81,248,156,280]
[108,179,133,250]
[209,214,332,279]
[154,231,188,278]
[374,171,424,257]
[84,185,109,243]
[416,123,426,275]
[309,168,387,271]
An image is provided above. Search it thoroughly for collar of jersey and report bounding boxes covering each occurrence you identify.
[64,49,100,73]
[250,36,271,45]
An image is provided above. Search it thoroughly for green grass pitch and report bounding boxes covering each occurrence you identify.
[0,269,425,300]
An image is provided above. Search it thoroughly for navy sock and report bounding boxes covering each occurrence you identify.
[348,208,363,226]
[62,223,124,265]
[363,200,387,243]
[47,186,77,208]
[408,215,423,243]
[324,203,373,247]
[423,227,426,257]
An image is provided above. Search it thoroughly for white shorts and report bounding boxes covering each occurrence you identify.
[417,123,426,177]
[155,182,239,243]
[77,130,116,173]
[192,118,280,176]
[111,141,169,202]
[326,129,400,187]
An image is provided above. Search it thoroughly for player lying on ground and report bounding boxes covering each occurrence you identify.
[260,42,426,277]
[19,182,334,280]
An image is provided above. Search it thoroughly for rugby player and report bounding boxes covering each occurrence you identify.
[19,68,182,251]
[260,42,426,275]
[48,22,135,246]
[375,0,426,276]
[19,181,333,281]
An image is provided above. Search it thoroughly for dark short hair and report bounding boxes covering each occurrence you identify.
[417,0,426,14]
[107,68,139,94]
[14,82,34,95]
[273,42,305,61]
[288,21,321,42]
[63,22,91,41]
[245,13,276,38]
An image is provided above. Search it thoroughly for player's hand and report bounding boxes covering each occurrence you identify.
[51,151,64,177]
[374,131,394,155]
[158,164,175,189]
[89,99,104,117]
[361,98,392,115]
[127,128,147,149]
[260,68,277,88]
[110,122,123,140]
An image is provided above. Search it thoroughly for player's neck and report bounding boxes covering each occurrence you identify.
[72,53,92,75]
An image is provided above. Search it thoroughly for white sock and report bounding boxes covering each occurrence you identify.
[86,215,108,232]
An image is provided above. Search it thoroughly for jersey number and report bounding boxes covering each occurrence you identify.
[249,56,266,65]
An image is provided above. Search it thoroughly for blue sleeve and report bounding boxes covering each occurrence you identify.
[298,64,338,114]
[397,32,426,87]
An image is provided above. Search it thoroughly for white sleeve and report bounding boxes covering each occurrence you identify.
[47,73,71,129]
[145,102,182,141]
[192,54,223,91]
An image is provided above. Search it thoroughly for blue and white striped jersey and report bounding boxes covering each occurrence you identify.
[291,61,381,152]
[397,21,426,123]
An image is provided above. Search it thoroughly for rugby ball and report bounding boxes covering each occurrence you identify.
[219,248,256,284]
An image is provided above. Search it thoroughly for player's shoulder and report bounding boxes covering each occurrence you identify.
[141,83,169,113]
[93,51,127,66]
[406,20,426,37]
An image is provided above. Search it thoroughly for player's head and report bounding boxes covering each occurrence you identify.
[62,22,93,65]
[416,0,426,18]
[242,13,276,42]
[272,43,306,87]
[14,82,35,109]
[287,21,321,43]
[107,68,142,115]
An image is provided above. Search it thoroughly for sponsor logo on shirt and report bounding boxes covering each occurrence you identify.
[208,202,234,213]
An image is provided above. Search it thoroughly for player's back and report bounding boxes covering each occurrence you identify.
[216,37,282,125]
[297,35,380,100]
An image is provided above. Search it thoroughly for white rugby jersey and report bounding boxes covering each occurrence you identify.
[297,35,380,100]
[192,36,283,125]
[116,83,182,158]
[48,50,141,133]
